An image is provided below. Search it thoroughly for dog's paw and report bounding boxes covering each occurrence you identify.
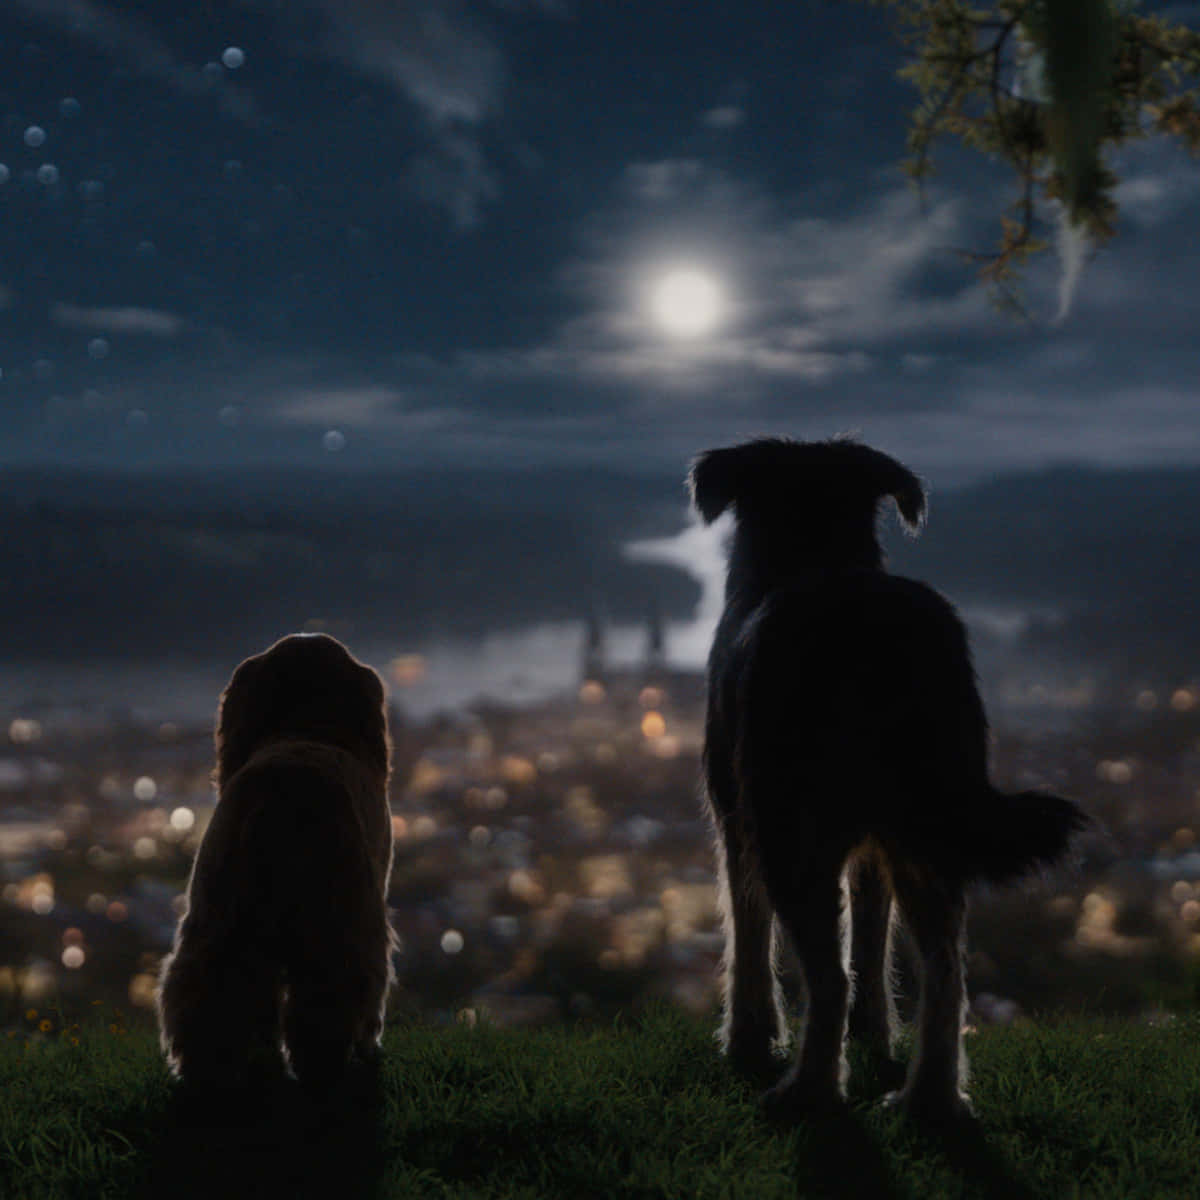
[881,1085,976,1131]
[353,1038,383,1065]
[761,1075,847,1124]
[726,1039,785,1086]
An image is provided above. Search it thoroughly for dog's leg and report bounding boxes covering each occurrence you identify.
[887,868,973,1124]
[352,931,394,1064]
[706,736,787,1077]
[714,812,788,1078]
[353,986,389,1063]
[283,965,359,1093]
[158,939,283,1090]
[847,854,902,1088]
[285,923,390,1092]
[761,867,849,1116]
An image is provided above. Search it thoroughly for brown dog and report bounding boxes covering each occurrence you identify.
[157,633,395,1092]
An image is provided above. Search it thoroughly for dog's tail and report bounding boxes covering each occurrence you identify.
[964,788,1092,884]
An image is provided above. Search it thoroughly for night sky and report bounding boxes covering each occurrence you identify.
[2,0,1199,483]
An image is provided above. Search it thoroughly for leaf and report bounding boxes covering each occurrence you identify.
[1032,0,1119,221]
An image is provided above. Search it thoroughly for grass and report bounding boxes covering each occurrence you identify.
[2,1007,1199,1199]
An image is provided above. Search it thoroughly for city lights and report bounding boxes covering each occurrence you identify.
[2,644,1200,1037]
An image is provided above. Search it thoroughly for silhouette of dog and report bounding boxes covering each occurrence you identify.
[157,633,395,1093]
[691,437,1087,1124]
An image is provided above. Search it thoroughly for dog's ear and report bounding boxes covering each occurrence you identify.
[849,443,927,534]
[688,446,746,523]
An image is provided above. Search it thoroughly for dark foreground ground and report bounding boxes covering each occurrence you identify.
[2,1008,1198,1199]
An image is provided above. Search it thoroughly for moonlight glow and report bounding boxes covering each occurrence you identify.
[650,267,724,338]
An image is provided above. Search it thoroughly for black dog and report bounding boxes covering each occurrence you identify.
[691,436,1087,1123]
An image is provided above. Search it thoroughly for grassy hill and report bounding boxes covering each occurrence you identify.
[2,1007,1197,1199]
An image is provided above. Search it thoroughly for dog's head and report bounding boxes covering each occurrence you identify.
[689,436,926,570]
[215,633,390,788]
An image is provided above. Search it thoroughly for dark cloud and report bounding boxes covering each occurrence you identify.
[10,0,266,127]
[2,3,1199,481]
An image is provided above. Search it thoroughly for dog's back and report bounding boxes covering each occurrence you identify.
[715,568,1079,884]
[716,569,984,827]
[188,740,391,966]
[696,437,1086,887]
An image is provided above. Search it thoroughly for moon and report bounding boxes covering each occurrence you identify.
[650,267,725,339]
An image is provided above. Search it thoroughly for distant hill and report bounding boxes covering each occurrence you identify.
[0,465,695,662]
[2,461,1198,671]
[889,464,1200,676]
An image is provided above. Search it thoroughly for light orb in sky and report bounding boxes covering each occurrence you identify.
[650,267,725,339]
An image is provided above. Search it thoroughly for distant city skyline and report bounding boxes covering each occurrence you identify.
[1,1,1199,483]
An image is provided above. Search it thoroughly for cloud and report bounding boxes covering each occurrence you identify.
[12,312,1200,482]
[901,352,937,372]
[308,0,504,125]
[304,0,570,123]
[285,0,562,229]
[18,0,502,133]
[1112,141,1200,230]
[315,142,1200,480]
[508,142,1199,419]
[446,162,994,401]
[272,383,470,435]
[625,512,730,666]
[11,0,265,127]
[771,191,993,342]
[14,0,563,229]
[51,304,185,337]
[701,105,745,130]
[274,386,405,427]
[7,61,1195,483]
[623,160,709,203]
[490,0,572,14]
[458,334,872,394]
[832,385,1200,485]
[403,133,500,231]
